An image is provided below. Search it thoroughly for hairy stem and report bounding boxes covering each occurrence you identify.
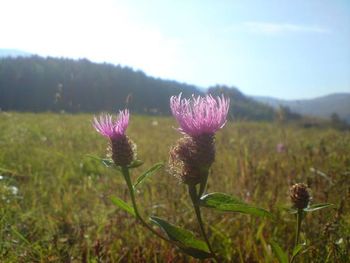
[295,209,303,247]
[189,185,219,262]
[290,209,304,263]
[121,167,170,243]
[198,172,209,197]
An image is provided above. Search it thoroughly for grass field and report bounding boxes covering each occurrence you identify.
[0,112,349,262]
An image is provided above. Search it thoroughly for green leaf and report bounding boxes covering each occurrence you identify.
[199,193,272,218]
[110,196,136,217]
[11,227,31,246]
[270,241,288,263]
[150,216,211,259]
[292,243,305,259]
[11,227,41,255]
[133,163,163,189]
[101,159,116,167]
[86,154,119,169]
[128,160,143,169]
[286,208,298,214]
[304,203,333,212]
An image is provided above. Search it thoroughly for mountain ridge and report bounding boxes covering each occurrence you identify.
[253,93,350,123]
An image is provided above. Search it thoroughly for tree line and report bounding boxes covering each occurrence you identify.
[0,56,275,120]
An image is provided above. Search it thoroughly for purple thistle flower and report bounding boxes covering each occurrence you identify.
[170,94,230,136]
[93,110,129,139]
[93,109,135,166]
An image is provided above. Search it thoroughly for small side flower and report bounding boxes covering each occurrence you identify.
[93,109,136,167]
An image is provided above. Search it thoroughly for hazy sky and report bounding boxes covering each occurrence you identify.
[1,0,349,99]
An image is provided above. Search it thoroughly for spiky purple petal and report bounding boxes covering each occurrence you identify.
[170,94,230,136]
[93,109,129,139]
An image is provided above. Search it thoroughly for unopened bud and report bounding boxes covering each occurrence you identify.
[290,183,311,209]
[110,135,135,167]
[169,134,215,185]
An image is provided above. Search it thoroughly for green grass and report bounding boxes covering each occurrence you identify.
[0,112,349,262]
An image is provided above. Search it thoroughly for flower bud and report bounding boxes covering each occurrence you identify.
[169,134,215,185]
[290,183,311,209]
[109,135,135,167]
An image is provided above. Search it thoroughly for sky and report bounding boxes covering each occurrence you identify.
[1,0,349,99]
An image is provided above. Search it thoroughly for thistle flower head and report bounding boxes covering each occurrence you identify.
[290,183,311,209]
[93,109,135,167]
[170,94,230,137]
[93,110,129,139]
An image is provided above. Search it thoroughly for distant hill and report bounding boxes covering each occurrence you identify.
[253,93,350,123]
[0,55,275,120]
[0,48,32,58]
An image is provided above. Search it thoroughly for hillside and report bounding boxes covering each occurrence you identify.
[253,93,350,123]
[0,56,199,114]
[0,56,275,120]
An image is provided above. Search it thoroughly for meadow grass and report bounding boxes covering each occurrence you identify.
[0,112,349,262]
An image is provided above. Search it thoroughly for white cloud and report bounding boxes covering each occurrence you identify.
[230,22,329,35]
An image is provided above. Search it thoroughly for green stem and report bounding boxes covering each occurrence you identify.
[189,185,219,262]
[290,209,304,263]
[295,209,303,247]
[121,167,170,243]
[198,172,209,197]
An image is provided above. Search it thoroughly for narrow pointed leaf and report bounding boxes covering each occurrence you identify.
[128,160,143,169]
[200,193,272,218]
[285,207,298,214]
[150,216,211,259]
[86,155,119,169]
[270,241,288,263]
[110,196,136,217]
[198,173,209,197]
[292,243,305,258]
[101,159,116,168]
[133,163,163,189]
[304,203,333,212]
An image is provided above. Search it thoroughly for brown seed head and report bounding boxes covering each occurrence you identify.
[109,135,135,167]
[290,183,311,209]
[169,134,215,185]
